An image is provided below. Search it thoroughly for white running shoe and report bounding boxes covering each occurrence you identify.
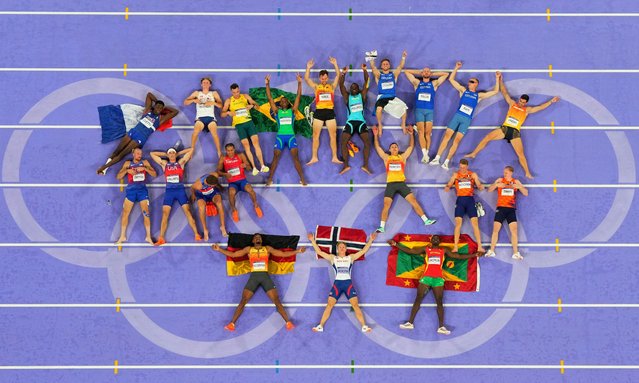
[312,325,324,332]
[512,252,524,260]
[361,325,372,333]
[485,249,496,258]
[399,321,414,330]
[437,326,451,335]
[441,161,450,170]
[251,168,259,176]
[475,201,485,217]
[260,165,270,173]
[429,158,440,166]
[421,155,430,164]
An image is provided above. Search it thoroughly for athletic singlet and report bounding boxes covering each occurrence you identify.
[127,161,147,188]
[230,95,251,126]
[249,247,269,272]
[138,112,161,131]
[415,81,436,110]
[195,91,216,119]
[502,104,528,130]
[377,72,396,99]
[198,174,217,196]
[455,90,479,118]
[422,248,445,279]
[386,154,406,183]
[332,255,353,281]
[347,93,365,122]
[315,84,335,109]
[277,108,295,135]
[164,161,184,189]
[454,170,475,197]
[223,155,246,183]
[497,178,518,208]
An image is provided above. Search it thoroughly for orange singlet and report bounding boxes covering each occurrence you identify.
[454,170,475,197]
[502,104,528,131]
[249,247,269,272]
[315,84,335,109]
[497,177,517,208]
[386,155,406,183]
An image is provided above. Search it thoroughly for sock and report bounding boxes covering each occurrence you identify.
[379,221,386,229]
[421,148,427,157]
[420,215,428,223]
[443,159,449,164]
[433,155,440,161]
[105,158,112,164]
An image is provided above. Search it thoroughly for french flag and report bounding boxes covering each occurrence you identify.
[98,103,173,144]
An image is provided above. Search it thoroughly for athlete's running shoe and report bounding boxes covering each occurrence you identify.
[224,322,236,332]
[424,219,437,226]
[437,326,451,335]
[399,321,414,330]
[251,168,259,176]
[361,325,372,333]
[376,227,385,233]
[485,249,496,257]
[512,252,524,260]
[285,321,295,331]
[312,325,324,332]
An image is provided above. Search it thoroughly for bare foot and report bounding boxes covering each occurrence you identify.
[339,166,351,175]
[331,157,343,164]
[300,179,308,186]
[96,166,107,175]
[477,246,486,254]
[452,247,459,253]
[144,237,154,246]
[203,231,210,241]
[464,152,476,159]
[525,173,534,179]
[115,236,126,244]
[220,227,228,237]
[361,166,372,175]
[306,158,319,166]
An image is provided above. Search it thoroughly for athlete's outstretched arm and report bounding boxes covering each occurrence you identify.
[499,76,515,106]
[307,233,333,261]
[293,73,303,112]
[449,62,467,94]
[212,244,251,258]
[479,71,501,100]
[401,132,415,161]
[527,97,560,114]
[351,232,378,261]
[388,240,426,256]
[149,151,166,167]
[338,67,350,102]
[267,246,307,257]
[369,55,381,83]
[373,134,389,161]
[393,50,407,80]
[264,75,278,112]
[329,56,340,89]
[304,59,318,89]
[142,160,157,178]
[444,247,482,260]
[361,64,370,101]
[514,179,529,196]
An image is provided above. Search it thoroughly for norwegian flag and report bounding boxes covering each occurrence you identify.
[314,225,368,261]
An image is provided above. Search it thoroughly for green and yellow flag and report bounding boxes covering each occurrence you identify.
[386,233,480,292]
[248,87,314,138]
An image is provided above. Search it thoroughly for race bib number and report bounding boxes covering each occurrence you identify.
[501,188,515,196]
[140,116,156,129]
[337,267,350,273]
[388,163,402,172]
[279,117,292,125]
[459,104,474,115]
[133,173,145,182]
[252,262,266,271]
[318,93,332,102]
[228,167,241,176]
[235,108,248,117]
[428,256,441,265]
[458,180,472,189]
[381,81,394,90]
[418,93,432,102]
[350,103,363,113]
[506,116,520,126]
[166,175,180,183]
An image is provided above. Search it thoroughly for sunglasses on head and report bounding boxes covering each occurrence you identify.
[468,80,477,84]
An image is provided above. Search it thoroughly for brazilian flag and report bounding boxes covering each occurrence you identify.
[248,87,314,138]
[386,233,480,292]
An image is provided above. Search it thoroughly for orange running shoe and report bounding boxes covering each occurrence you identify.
[224,322,236,332]
[232,210,239,222]
[255,206,263,218]
[154,237,166,246]
[347,140,359,153]
[285,321,295,331]
[206,201,218,217]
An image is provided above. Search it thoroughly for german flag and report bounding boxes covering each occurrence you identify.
[225,233,300,276]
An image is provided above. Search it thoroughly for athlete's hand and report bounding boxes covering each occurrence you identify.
[401,50,407,59]
[307,233,314,241]
[340,66,349,75]
[496,71,502,79]
[296,73,302,83]
[387,240,397,247]
[455,61,463,69]
[126,169,136,175]
[298,246,307,254]
[306,59,314,69]
[328,56,337,66]
[212,244,221,251]
[229,110,236,117]
[495,182,506,188]
[361,63,367,71]
[444,185,451,192]
[265,74,271,85]
[247,104,255,110]
[551,96,560,103]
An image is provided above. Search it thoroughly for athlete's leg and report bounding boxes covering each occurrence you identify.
[180,203,200,238]
[510,137,533,179]
[434,128,454,158]
[318,296,337,327]
[266,288,290,322]
[326,119,342,164]
[266,149,282,186]
[307,119,323,165]
[349,296,367,327]
[230,289,255,324]
[158,205,172,240]
[465,128,504,158]
[400,110,407,132]
[404,193,426,217]
[207,121,222,159]
[446,131,465,161]
[116,199,134,243]
[407,283,430,324]
[97,138,138,174]
[379,196,393,222]
[360,131,372,174]
[416,122,427,150]
[190,120,205,153]
[139,199,153,245]
[250,134,266,169]
[432,285,445,328]
[228,187,238,213]
[375,106,384,135]
[290,148,307,185]
[424,121,433,152]
[240,138,257,169]
[470,217,484,252]
[196,199,209,240]
[244,183,259,209]
[213,194,227,237]
[490,221,502,251]
[453,216,463,252]
[508,221,519,254]
[339,131,353,173]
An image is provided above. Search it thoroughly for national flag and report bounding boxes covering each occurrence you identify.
[98,104,173,144]
[248,87,314,138]
[386,233,479,292]
[313,225,368,261]
[225,232,300,276]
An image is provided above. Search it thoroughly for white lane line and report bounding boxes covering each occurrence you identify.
[0,242,637,248]
[0,303,636,309]
[2,124,639,131]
